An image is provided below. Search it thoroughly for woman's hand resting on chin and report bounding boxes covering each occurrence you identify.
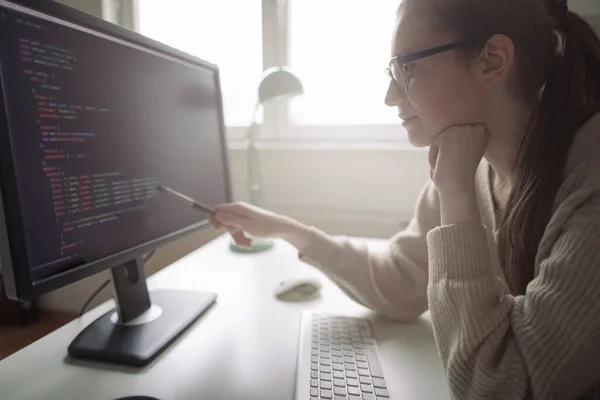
[428,125,490,225]
[428,124,490,192]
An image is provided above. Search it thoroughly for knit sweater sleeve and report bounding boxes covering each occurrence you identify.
[298,181,440,321]
[426,187,600,399]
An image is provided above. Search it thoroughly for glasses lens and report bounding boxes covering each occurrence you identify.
[389,59,406,93]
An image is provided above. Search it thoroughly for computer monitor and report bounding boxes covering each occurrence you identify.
[0,0,232,366]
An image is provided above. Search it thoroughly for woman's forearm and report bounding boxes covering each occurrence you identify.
[276,216,313,252]
[438,185,482,226]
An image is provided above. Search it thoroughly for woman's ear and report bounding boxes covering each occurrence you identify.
[474,34,515,90]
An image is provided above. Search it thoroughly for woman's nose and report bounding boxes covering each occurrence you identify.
[385,80,405,107]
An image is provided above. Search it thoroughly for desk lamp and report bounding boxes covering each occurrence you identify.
[230,67,304,253]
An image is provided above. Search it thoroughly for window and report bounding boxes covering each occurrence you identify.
[136,0,263,128]
[289,0,400,127]
[133,0,404,142]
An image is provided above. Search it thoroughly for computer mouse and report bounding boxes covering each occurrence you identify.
[275,278,322,301]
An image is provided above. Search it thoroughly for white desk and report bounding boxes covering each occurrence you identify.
[0,235,450,400]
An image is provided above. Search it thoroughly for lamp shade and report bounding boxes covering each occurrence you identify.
[258,67,304,104]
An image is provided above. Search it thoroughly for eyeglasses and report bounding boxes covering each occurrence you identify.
[386,39,477,94]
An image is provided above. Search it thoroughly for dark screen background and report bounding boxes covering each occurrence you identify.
[0,4,230,279]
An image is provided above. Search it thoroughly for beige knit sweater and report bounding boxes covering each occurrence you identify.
[298,113,600,400]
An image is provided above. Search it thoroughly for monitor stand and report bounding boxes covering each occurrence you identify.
[68,257,217,367]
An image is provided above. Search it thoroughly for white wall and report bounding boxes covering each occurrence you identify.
[228,144,427,236]
[572,0,600,34]
[56,0,103,17]
[571,0,600,15]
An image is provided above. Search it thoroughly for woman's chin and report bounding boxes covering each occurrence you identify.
[406,129,431,148]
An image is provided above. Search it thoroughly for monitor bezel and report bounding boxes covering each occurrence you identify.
[0,0,233,301]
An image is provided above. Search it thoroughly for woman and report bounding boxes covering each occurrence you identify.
[212,0,600,398]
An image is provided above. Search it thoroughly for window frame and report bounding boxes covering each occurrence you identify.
[128,0,404,143]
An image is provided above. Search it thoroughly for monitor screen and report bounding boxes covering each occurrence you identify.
[0,0,230,284]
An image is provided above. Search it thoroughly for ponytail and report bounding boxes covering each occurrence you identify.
[498,9,600,294]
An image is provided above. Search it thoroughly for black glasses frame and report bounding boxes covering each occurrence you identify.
[386,39,480,93]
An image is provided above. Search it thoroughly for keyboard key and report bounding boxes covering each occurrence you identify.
[348,386,360,396]
[346,378,359,387]
[320,373,332,381]
[331,345,342,351]
[348,396,361,400]
[311,363,318,371]
[361,384,373,393]
[356,361,369,369]
[332,363,344,371]
[334,397,346,400]
[345,370,357,379]
[344,356,355,364]
[359,376,371,385]
[345,363,356,371]
[343,351,354,357]
[362,394,375,400]
[354,347,366,353]
[365,345,384,378]
[334,387,346,396]
[355,355,367,362]
[361,325,373,336]
[310,388,318,397]
[333,378,346,387]
[372,378,386,388]
[311,371,318,379]
[321,381,332,390]
[320,389,333,399]
[321,366,332,374]
[320,359,331,366]
[358,368,370,377]
[311,356,318,363]
[333,371,345,379]
[342,345,354,351]
[311,349,318,356]
[311,379,319,388]
[332,356,344,364]
[311,343,318,350]
[331,350,343,357]
[375,388,390,397]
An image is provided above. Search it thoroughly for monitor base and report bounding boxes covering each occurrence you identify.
[68,289,216,367]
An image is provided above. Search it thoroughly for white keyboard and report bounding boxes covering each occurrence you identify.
[295,311,391,399]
